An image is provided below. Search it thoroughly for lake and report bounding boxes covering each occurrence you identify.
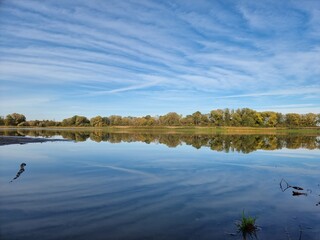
[0,129,319,240]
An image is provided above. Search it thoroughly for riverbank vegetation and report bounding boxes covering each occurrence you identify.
[1,108,319,128]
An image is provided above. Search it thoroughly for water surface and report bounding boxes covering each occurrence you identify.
[1,130,319,239]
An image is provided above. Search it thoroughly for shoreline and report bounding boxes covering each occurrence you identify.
[1,125,319,129]
[0,126,319,134]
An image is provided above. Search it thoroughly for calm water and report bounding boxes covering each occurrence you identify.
[0,130,320,240]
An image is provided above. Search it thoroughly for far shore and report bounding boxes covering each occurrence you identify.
[0,126,320,134]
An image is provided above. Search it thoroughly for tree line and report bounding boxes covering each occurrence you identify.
[1,108,320,128]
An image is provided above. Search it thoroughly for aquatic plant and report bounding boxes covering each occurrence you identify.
[236,210,258,240]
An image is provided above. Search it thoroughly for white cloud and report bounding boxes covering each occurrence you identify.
[0,0,319,117]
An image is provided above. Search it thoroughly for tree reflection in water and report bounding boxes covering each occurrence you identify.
[1,129,319,153]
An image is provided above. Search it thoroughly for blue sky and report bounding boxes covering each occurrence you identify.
[0,0,319,120]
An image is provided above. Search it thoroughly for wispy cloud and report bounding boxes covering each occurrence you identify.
[217,87,320,99]
[256,104,320,114]
[86,79,162,96]
[0,0,319,118]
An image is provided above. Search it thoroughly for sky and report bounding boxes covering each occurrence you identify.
[0,0,319,120]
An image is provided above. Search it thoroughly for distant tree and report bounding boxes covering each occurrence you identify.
[5,113,26,126]
[253,112,263,127]
[201,114,209,125]
[109,115,123,126]
[28,120,39,127]
[144,115,156,126]
[224,108,231,126]
[276,113,285,127]
[121,117,132,126]
[0,116,5,126]
[192,111,203,125]
[209,109,224,126]
[231,109,242,126]
[62,115,89,126]
[262,112,278,127]
[286,113,301,127]
[75,116,90,126]
[301,113,317,127]
[180,115,194,126]
[5,115,15,126]
[38,120,56,127]
[240,108,256,127]
[90,116,103,127]
[159,112,181,125]
[62,116,76,126]
[102,117,110,126]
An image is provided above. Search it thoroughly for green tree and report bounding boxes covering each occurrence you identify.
[5,115,15,126]
[262,112,278,127]
[286,113,301,127]
[5,113,26,126]
[231,109,242,126]
[301,113,317,127]
[159,112,181,125]
[192,111,203,125]
[240,108,256,127]
[62,115,89,126]
[276,113,285,127]
[224,108,231,126]
[253,112,263,127]
[0,116,4,126]
[144,115,156,126]
[62,116,76,126]
[201,114,209,125]
[209,109,224,126]
[90,116,103,127]
[75,116,90,126]
[121,117,132,126]
[102,117,110,126]
[180,115,194,126]
[109,115,123,126]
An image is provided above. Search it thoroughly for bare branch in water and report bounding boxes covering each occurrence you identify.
[10,163,26,183]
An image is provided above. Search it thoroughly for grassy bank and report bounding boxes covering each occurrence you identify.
[1,126,320,135]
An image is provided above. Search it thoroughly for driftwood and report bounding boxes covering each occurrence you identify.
[280,179,308,198]
[280,179,304,192]
[10,163,26,182]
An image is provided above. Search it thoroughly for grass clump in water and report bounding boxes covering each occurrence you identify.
[236,210,258,239]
